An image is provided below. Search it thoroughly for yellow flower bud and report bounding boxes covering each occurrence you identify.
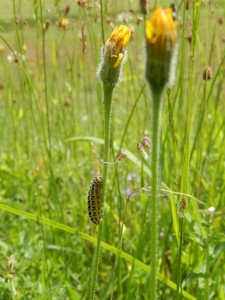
[98,25,131,88]
[145,7,177,93]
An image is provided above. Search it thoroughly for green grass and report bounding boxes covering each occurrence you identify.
[0,0,225,299]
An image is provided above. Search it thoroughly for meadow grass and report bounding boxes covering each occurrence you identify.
[0,0,225,299]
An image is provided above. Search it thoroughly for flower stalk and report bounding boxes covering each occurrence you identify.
[176,217,184,299]
[145,7,177,298]
[89,85,113,300]
[150,90,163,299]
[177,197,186,300]
[89,25,131,300]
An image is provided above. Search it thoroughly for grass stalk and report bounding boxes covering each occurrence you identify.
[204,213,211,300]
[100,0,105,44]
[150,89,163,299]
[176,217,184,300]
[89,84,113,299]
[39,0,52,163]
[204,240,209,300]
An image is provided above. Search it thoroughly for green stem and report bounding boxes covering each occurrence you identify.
[150,90,163,299]
[205,228,210,300]
[176,217,184,300]
[100,0,105,44]
[9,278,16,299]
[89,84,113,300]
[39,0,52,163]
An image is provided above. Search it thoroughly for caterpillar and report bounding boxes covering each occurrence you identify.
[88,176,103,225]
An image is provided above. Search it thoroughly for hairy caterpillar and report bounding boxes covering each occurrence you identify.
[88,176,103,225]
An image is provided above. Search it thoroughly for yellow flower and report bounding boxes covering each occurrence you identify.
[56,18,69,30]
[52,98,58,105]
[61,18,69,28]
[145,7,177,92]
[106,25,131,68]
[98,25,131,87]
[22,44,27,51]
[146,7,176,52]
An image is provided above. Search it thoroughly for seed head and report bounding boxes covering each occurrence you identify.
[137,16,144,25]
[14,16,20,25]
[178,197,186,217]
[139,0,149,15]
[142,136,152,152]
[23,20,29,28]
[116,151,127,163]
[203,66,212,81]
[186,32,192,43]
[137,142,149,160]
[43,19,50,31]
[5,255,16,271]
[64,5,71,16]
[217,16,223,25]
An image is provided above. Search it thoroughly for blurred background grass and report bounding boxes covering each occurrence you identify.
[0,0,225,299]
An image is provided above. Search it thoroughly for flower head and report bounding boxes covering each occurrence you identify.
[61,18,69,27]
[57,18,69,30]
[107,25,131,68]
[146,7,176,51]
[98,25,131,88]
[145,7,177,92]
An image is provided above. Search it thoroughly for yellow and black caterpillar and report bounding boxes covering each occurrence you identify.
[88,176,103,225]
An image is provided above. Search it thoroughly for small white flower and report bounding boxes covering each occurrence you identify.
[208,207,215,213]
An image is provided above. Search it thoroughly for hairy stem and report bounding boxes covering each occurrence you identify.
[89,84,113,300]
[150,90,163,299]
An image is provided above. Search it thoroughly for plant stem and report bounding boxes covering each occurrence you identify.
[176,217,184,300]
[89,84,113,300]
[9,278,16,299]
[39,0,52,164]
[205,226,210,300]
[100,0,105,44]
[150,90,163,299]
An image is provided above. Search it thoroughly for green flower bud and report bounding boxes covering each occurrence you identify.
[145,7,177,94]
[98,25,131,88]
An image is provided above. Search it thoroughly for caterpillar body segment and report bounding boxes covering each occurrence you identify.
[88,176,103,225]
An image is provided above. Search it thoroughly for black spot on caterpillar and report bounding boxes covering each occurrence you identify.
[88,176,103,225]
